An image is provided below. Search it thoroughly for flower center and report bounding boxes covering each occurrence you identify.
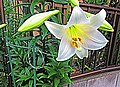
[71,37,82,51]
[67,24,83,51]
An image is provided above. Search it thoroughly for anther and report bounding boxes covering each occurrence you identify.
[72,38,77,41]
[78,37,83,44]
[78,37,82,41]
[71,41,79,48]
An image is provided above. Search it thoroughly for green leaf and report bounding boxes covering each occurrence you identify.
[84,65,91,70]
[14,3,31,8]
[24,84,29,87]
[20,69,25,75]
[16,75,30,82]
[30,0,40,15]
[29,80,33,87]
[59,68,65,77]
[59,66,72,77]
[37,73,44,77]
[37,55,44,66]
[48,71,57,78]
[54,78,60,87]
[64,74,72,84]
[44,66,56,72]
[20,36,32,41]
[44,66,57,78]
[34,5,42,13]
[39,75,47,79]
[0,63,4,69]
[51,16,58,23]
[64,66,72,72]
[41,25,48,40]
[53,0,68,4]
[25,67,30,76]
[46,62,58,68]
[42,84,51,87]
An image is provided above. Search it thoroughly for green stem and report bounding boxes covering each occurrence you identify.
[66,3,70,22]
[5,35,16,87]
[32,37,36,87]
[59,12,63,24]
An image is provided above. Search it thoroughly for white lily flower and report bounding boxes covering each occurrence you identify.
[45,6,108,61]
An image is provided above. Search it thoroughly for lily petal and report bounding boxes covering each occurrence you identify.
[76,47,88,59]
[89,9,106,29]
[45,21,65,39]
[86,29,108,44]
[76,24,108,44]
[57,37,75,61]
[77,27,108,50]
[83,39,107,50]
[84,11,114,32]
[80,30,108,50]
[67,6,88,27]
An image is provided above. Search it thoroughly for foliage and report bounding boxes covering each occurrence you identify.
[86,0,109,5]
[0,14,8,87]
[0,72,8,87]
[1,0,73,87]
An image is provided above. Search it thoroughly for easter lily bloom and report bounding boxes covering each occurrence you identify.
[45,6,108,61]
[69,0,113,32]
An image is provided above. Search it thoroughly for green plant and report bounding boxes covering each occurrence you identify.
[86,0,109,5]
[0,20,8,87]
[2,0,72,87]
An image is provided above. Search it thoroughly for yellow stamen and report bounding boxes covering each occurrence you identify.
[78,37,83,44]
[71,41,79,48]
[72,38,77,41]
[67,24,84,51]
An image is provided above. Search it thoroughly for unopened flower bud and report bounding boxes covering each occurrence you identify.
[0,24,7,29]
[69,0,79,7]
[18,10,60,32]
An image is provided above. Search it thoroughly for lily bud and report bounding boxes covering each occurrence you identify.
[18,10,60,32]
[84,11,114,32]
[69,0,79,7]
[0,24,7,29]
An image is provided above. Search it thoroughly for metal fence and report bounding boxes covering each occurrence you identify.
[0,0,120,86]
